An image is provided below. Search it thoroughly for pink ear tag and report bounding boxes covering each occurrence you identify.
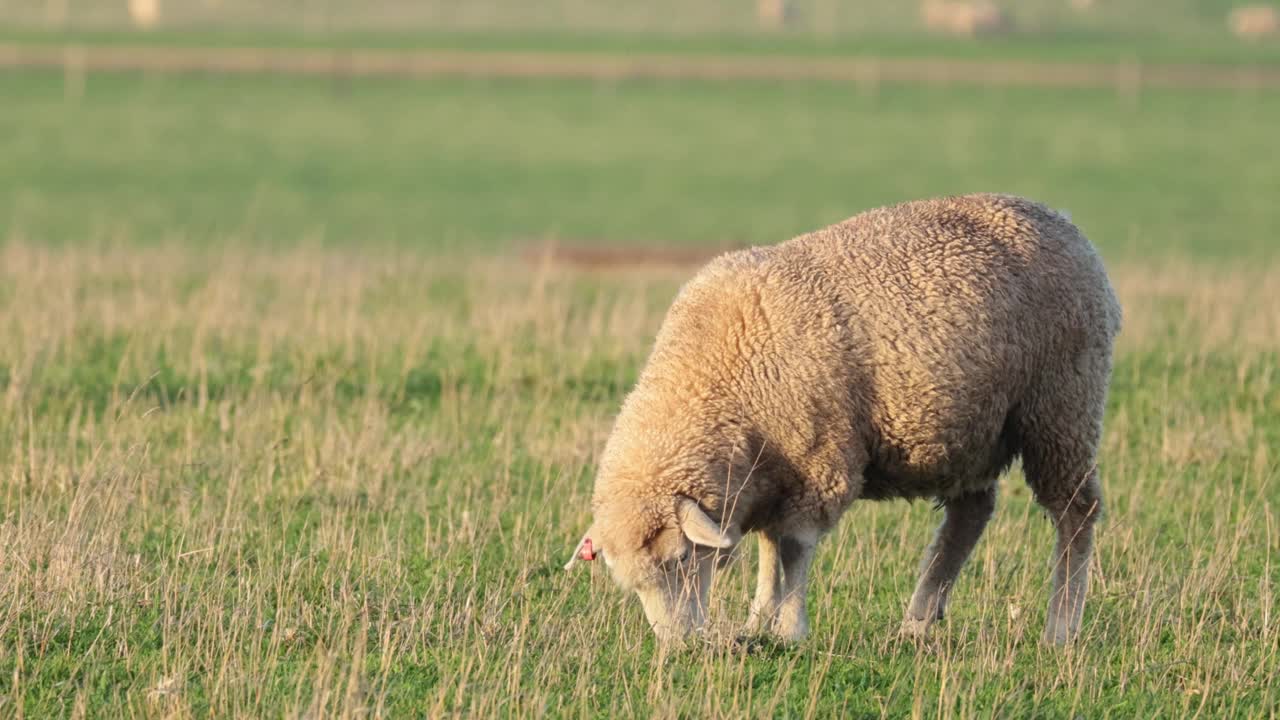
[579,538,598,561]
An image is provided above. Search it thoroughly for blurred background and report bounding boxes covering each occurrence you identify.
[3,0,1279,37]
[1,1,1277,258]
[3,6,1279,715]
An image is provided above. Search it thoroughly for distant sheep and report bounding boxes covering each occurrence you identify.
[920,0,1010,36]
[568,194,1121,646]
[1229,5,1279,39]
[757,0,795,29]
[129,0,160,29]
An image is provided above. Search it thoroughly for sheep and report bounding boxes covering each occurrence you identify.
[566,193,1121,646]
[920,0,1010,37]
[757,0,795,29]
[129,0,160,29]
[1229,5,1279,40]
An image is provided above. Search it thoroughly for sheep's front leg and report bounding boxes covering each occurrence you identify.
[901,487,996,638]
[773,530,818,642]
[745,531,782,634]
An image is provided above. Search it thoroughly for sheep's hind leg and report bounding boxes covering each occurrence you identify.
[1021,351,1109,645]
[900,487,996,638]
[1028,462,1102,645]
[745,530,782,635]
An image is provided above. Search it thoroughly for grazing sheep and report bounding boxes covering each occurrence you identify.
[566,194,1121,646]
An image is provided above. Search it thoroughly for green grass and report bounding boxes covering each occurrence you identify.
[0,61,1278,716]
[0,247,1276,717]
[3,71,1279,257]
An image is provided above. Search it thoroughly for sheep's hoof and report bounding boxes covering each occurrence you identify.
[746,609,808,643]
[1042,622,1079,646]
[898,616,933,640]
[772,628,807,644]
[769,618,809,644]
[743,612,771,636]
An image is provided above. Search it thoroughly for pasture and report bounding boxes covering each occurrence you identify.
[2,46,1279,717]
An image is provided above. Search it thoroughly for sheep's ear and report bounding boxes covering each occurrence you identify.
[564,527,596,571]
[677,497,737,549]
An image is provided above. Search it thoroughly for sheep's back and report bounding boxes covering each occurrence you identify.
[779,193,1119,496]
[637,194,1118,502]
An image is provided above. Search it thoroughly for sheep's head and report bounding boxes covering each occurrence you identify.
[566,496,739,641]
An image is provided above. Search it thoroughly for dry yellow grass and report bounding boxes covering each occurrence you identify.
[0,243,1276,716]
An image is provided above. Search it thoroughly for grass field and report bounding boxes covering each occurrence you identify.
[4,72,1279,256]
[1,52,1278,717]
[9,0,1280,74]
[1,246,1277,717]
